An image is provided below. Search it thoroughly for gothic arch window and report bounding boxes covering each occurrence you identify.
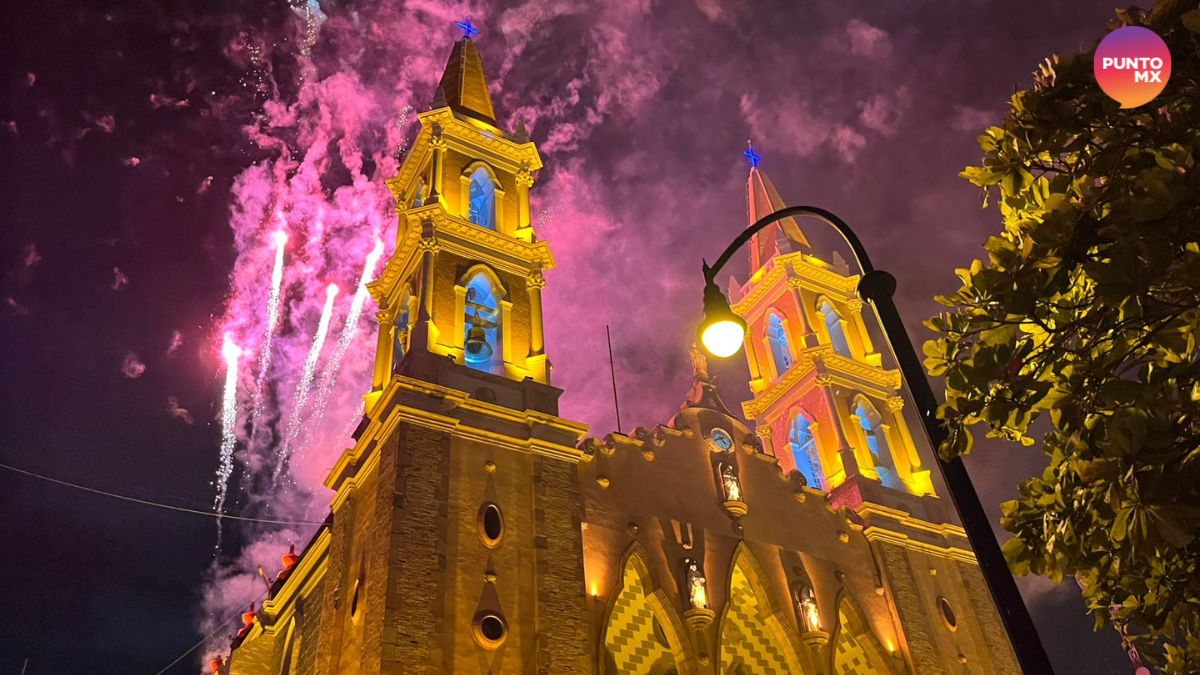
[601,551,685,674]
[853,398,901,490]
[788,413,824,490]
[831,598,892,674]
[468,166,496,230]
[719,549,805,674]
[818,299,852,357]
[766,312,793,376]
[463,269,502,372]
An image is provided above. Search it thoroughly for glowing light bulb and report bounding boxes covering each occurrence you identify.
[697,282,746,358]
[327,283,339,297]
[700,319,745,357]
[272,230,288,247]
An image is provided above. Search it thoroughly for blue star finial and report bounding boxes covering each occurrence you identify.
[743,141,761,169]
[455,18,479,39]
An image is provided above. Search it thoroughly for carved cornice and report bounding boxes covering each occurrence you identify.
[811,346,902,396]
[741,357,818,420]
[742,345,901,419]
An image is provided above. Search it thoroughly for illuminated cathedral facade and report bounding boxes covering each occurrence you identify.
[221,34,1020,674]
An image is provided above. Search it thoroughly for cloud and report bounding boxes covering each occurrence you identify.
[166,396,194,424]
[845,19,891,58]
[951,104,997,133]
[111,266,129,290]
[740,92,833,158]
[120,352,146,379]
[6,295,30,316]
[859,86,911,136]
[831,125,867,162]
[166,330,184,355]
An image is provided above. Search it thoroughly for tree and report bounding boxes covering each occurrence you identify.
[924,2,1200,670]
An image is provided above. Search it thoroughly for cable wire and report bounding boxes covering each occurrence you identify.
[152,590,269,675]
[0,461,322,526]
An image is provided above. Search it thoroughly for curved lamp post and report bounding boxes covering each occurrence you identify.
[698,205,1054,675]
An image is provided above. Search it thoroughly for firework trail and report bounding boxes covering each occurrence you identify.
[249,229,288,428]
[215,333,243,548]
[307,239,384,428]
[276,283,339,482]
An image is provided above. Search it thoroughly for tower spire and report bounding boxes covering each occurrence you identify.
[435,21,497,126]
[744,143,810,270]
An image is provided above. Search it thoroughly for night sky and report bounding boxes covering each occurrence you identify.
[0,0,1134,672]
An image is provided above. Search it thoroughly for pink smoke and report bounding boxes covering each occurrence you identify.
[120,351,146,379]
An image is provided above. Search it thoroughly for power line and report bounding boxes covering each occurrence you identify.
[153,590,268,675]
[0,461,321,527]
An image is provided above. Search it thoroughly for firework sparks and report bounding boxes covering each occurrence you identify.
[308,239,383,428]
[277,283,339,480]
[214,333,243,548]
[250,228,288,428]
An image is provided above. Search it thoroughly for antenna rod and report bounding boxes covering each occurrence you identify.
[606,325,623,434]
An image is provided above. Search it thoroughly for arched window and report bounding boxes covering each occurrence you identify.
[468,167,496,230]
[463,272,501,372]
[410,178,426,208]
[854,399,901,489]
[788,414,824,490]
[819,300,851,357]
[392,285,414,369]
[766,313,792,375]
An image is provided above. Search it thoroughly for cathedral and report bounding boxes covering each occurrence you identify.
[219,33,1020,674]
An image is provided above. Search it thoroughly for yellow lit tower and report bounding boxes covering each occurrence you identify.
[223,27,592,674]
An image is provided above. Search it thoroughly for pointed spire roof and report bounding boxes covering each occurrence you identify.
[436,37,497,126]
[744,146,811,271]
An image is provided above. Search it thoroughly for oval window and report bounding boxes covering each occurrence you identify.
[479,503,504,547]
[473,611,508,649]
[709,428,734,451]
[938,596,957,631]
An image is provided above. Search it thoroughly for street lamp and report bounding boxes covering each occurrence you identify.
[698,205,1054,675]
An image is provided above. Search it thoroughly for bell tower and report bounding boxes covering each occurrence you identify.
[366,30,552,416]
[286,29,591,674]
[731,150,937,506]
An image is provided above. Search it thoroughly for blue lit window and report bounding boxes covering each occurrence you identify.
[819,300,851,357]
[393,287,413,367]
[854,399,900,489]
[767,313,793,375]
[468,167,496,230]
[788,414,824,490]
[464,273,500,371]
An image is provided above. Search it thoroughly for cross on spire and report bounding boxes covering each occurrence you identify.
[455,18,479,39]
[743,141,761,169]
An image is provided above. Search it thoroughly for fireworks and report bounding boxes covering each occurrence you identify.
[308,239,384,427]
[250,228,288,428]
[214,333,243,547]
[276,283,339,481]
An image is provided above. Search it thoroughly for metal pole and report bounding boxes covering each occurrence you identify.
[703,205,1054,675]
[606,324,623,434]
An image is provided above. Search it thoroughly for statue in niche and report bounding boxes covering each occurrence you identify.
[794,584,821,632]
[719,462,742,502]
[684,558,709,610]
